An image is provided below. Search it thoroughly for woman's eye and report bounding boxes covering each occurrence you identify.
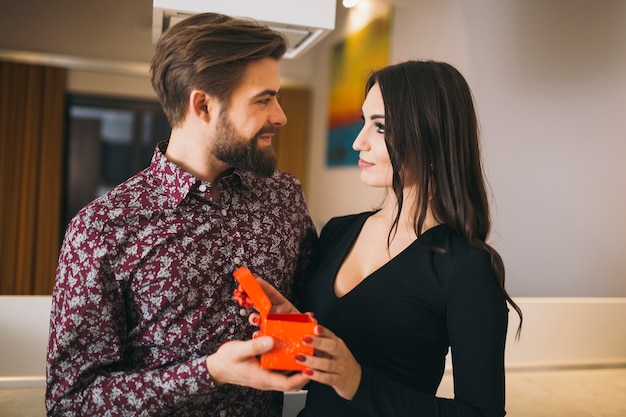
[375,123,385,134]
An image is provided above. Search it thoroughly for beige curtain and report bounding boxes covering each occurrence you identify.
[0,61,66,295]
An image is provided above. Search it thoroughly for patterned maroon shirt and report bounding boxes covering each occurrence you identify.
[46,141,317,416]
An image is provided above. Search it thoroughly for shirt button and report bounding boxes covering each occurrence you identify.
[198,184,207,192]
[233,257,241,265]
[221,209,227,216]
[239,308,247,316]
[219,411,227,417]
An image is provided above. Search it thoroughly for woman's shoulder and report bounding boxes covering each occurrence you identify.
[321,211,375,236]
[423,224,479,254]
[425,225,500,292]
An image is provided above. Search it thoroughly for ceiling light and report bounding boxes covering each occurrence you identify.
[342,0,361,8]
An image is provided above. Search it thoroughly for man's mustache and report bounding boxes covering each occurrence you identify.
[256,126,278,136]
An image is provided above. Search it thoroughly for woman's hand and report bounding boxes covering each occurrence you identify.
[257,278,300,314]
[295,326,362,400]
[248,277,306,327]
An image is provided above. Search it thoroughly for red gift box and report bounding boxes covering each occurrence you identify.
[233,266,316,371]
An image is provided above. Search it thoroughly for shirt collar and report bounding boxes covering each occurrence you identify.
[149,141,197,207]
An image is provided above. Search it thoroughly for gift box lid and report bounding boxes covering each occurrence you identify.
[232,266,272,317]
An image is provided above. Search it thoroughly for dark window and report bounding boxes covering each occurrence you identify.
[63,94,171,230]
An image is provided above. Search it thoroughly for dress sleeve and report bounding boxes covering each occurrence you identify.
[45,216,215,416]
[349,247,508,417]
[444,247,509,416]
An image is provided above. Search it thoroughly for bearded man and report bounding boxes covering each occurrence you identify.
[46,13,317,417]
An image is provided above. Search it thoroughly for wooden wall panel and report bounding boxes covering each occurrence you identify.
[273,87,311,197]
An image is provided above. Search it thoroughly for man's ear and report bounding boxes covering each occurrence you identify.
[189,90,216,122]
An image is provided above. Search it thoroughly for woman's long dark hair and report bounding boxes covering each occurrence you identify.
[366,60,522,336]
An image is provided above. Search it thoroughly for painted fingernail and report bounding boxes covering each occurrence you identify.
[251,316,259,325]
[303,369,314,376]
[302,336,313,344]
[294,354,306,362]
[314,326,322,335]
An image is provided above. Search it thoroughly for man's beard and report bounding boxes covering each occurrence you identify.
[212,112,277,177]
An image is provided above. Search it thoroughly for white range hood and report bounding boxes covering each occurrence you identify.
[152,0,336,59]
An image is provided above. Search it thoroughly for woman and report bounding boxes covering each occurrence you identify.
[257,60,522,416]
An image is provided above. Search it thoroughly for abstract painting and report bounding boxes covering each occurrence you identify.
[326,7,392,167]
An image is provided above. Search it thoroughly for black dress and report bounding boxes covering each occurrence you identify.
[298,211,508,417]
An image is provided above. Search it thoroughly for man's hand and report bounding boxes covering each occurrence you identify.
[205,336,309,392]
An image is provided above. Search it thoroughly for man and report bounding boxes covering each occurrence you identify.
[46,13,317,416]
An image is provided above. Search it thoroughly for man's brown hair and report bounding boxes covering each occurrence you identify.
[150,13,287,127]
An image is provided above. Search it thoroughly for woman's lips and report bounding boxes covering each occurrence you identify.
[358,158,374,168]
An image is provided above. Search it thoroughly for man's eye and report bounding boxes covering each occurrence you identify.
[375,123,385,133]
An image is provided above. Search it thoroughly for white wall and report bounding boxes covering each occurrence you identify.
[458,0,626,298]
[304,0,626,297]
[0,296,51,388]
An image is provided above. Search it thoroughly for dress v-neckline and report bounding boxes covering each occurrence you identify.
[331,212,447,299]
[332,212,418,299]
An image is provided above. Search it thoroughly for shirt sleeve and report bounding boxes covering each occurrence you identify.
[45,217,216,416]
[349,247,508,417]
